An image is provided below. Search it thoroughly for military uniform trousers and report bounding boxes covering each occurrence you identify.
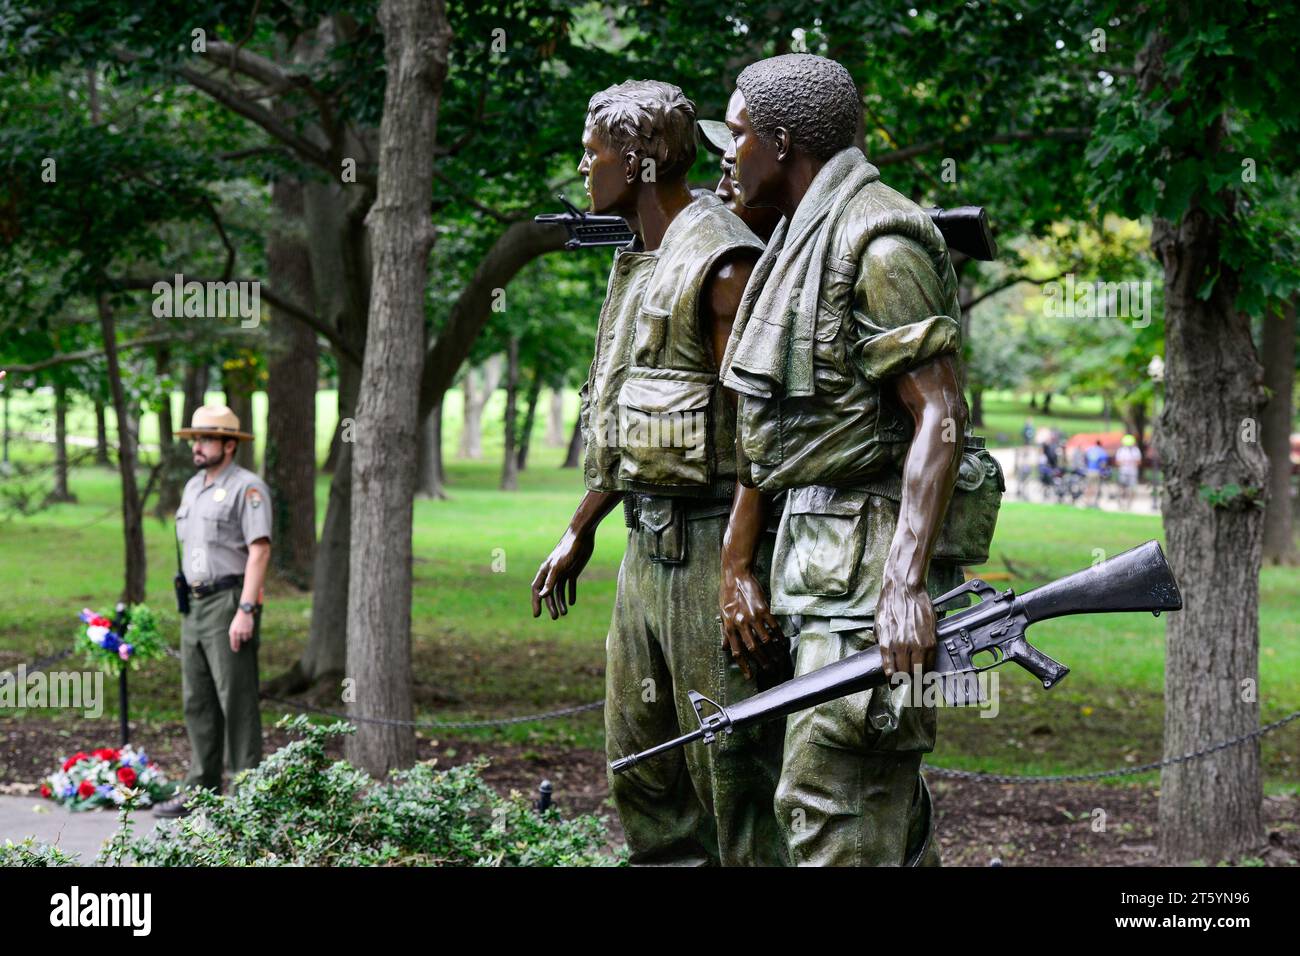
[180,588,263,791]
[774,616,941,867]
[604,510,789,866]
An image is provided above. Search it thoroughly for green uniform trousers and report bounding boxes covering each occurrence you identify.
[604,512,789,867]
[180,588,263,791]
[774,616,940,867]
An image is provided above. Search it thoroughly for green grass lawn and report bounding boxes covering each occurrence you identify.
[1,388,1296,792]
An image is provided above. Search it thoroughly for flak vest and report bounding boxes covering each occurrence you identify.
[736,177,1003,567]
[580,193,764,499]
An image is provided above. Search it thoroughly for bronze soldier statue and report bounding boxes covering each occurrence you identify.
[531,80,788,866]
[717,54,981,866]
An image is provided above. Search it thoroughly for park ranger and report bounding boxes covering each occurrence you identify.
[531,80,788,866]
[155,404,271,817]
[717,54,998,866]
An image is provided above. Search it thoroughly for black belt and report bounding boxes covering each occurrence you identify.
[190,574,244,599]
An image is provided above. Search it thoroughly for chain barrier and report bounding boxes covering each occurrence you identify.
[923,710,1300,783]
[0,647,75,680]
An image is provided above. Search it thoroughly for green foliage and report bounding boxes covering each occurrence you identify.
[1197,483,1265,511]
[0,836,78,866]
[118,716,622,866]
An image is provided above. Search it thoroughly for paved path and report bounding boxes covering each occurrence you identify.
[0,795,165,864]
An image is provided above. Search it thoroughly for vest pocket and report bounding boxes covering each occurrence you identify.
[632,304,669,366]
[617,368,713,488]
[783,487,869,597]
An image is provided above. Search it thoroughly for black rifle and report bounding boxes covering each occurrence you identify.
[611,540,1181,774]
[535,196,998,260]
[534,196,635,249]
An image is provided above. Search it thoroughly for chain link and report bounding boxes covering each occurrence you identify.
[260,693,604,729]
[923,710,1300,783]
[0,647,75,680]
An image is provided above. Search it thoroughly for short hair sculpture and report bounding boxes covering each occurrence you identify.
[586,80,698,180]
[735,54,860,160]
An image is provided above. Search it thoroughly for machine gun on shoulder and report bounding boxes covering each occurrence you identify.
[612,540,1181,775]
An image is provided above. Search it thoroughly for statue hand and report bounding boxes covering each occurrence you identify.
[719,561,786,680]
[874,578,937,679]
[531,528,595,620]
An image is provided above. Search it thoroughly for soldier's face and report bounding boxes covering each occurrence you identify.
[578,121,634,215]
[724,89,783,209]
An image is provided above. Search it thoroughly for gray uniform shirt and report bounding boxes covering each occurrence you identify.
[176,463,273,583]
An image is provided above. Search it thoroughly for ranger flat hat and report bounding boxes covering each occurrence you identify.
[697,119,733,157]
[176,404,253,441]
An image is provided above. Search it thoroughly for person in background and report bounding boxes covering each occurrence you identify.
[1115,434,1143,510]
[1084,439,1109,508]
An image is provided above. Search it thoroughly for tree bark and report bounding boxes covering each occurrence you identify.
[47,381,76,503]
[415,400,447,499]
[181,361,209,430]
[345,0,451,778]
[545,386,566,447]
[98,293,146,603]
[500,337,520,491]
[1143,33,1267,864]
[1261,297,1296,564]
[969,387,984,428]
[286,174,372,693]
[265,178,320,588]
[94,400,111,466]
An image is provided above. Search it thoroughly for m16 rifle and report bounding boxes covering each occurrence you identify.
[535,196,998,260]
[611,540,1181,774]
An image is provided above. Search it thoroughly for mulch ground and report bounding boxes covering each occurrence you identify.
[3,716,1295,866]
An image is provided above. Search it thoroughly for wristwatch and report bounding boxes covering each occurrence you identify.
[238,601,257,614]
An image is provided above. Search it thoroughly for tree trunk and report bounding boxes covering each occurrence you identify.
[457,355,503,459]
[1124,399,1149,459]
[181,361,209,430]
[500,338,520,491]
[1041,391,1053,414]
[415,400,447,499]
[1144,34,1267,863]
[47,381,76,503]
[154,348,185,516]
[224,364,256,471]
[969,387,985,428]
[515,365,543,471]
[98,293,146,604]
[265,178,320,588]
[1261,297,1296,564]
[345,0,450,778]
[545,387,566,447]
[94,400,111,466]
[284,172,373,693]
[563,416,584,468]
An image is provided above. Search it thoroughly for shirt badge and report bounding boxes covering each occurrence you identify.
[213,488,228,503]
[247,488,262,509]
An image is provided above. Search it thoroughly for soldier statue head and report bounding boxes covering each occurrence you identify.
[723,54,860,213]
[579,80,698,218]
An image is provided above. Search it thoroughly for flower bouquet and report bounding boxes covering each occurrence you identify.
[40,746,175,810]
[76,604,166,674]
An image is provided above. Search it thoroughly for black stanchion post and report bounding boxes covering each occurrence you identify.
[113,602,130,747]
